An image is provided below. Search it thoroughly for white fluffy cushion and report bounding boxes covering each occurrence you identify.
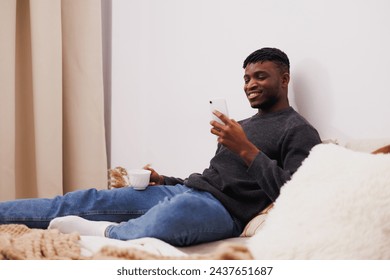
[248,144,390,259]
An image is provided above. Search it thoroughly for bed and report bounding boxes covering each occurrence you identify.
[1,139,389,260]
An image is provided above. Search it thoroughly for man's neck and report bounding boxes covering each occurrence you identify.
[257,102,290,116]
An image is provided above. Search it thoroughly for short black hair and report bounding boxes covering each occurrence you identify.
[243,47,290,73]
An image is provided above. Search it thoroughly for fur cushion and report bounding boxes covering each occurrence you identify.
[108,167,129,189]
[248,144,390,259]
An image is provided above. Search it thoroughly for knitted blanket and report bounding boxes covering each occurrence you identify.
[0,224,252,260]
[0,224,81,260]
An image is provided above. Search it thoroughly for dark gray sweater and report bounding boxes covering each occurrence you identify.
[163,107,321,227]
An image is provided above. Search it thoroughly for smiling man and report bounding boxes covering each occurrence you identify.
[0,47,321,247]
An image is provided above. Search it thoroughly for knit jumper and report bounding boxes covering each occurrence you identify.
[163,107,322,226]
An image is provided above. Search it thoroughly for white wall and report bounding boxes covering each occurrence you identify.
[111,0,390,178]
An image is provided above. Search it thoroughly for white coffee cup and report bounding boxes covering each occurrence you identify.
[129,169,151,190]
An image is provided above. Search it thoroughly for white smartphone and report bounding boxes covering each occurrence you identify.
[209,98,229,124]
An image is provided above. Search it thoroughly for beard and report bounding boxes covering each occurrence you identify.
[250,94,279,111]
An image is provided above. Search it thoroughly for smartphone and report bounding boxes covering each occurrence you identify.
[209,98,229,124]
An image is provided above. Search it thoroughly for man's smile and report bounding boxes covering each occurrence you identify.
[247,91,262,100]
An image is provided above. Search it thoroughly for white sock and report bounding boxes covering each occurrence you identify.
[48,215,117,237]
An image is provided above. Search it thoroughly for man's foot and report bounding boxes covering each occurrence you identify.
[48,215,117,237]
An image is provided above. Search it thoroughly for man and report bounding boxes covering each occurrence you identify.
[0,48,321,246]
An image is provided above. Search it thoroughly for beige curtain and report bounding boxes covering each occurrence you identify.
[0,0,108,201]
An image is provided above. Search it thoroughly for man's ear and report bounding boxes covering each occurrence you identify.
[281,72,290,88]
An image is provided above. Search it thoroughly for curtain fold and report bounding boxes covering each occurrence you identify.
[0,0,108,201]
[0,0,17,200]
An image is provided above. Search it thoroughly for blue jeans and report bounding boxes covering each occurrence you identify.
[0,185,242,246]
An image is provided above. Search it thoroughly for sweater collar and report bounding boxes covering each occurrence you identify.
[253,106,294,119]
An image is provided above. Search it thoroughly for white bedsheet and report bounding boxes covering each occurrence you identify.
[79,235,248,258]
[79,236,187,257]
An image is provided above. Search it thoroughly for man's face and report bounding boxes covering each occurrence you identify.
[243,61,289,113]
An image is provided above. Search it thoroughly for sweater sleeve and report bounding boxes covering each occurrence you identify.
[247,124,321,201]
[161,175,185,186]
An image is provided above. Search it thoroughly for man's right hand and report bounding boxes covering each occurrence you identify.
[143,165,164,186]
[210,110,260,166]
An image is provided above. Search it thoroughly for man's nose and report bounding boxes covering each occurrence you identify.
[246,79,257,90]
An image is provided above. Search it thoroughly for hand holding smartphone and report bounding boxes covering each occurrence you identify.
[209,98,229,124]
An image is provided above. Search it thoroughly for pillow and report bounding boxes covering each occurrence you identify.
[248,144,390,259]
[240,204,273,237]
